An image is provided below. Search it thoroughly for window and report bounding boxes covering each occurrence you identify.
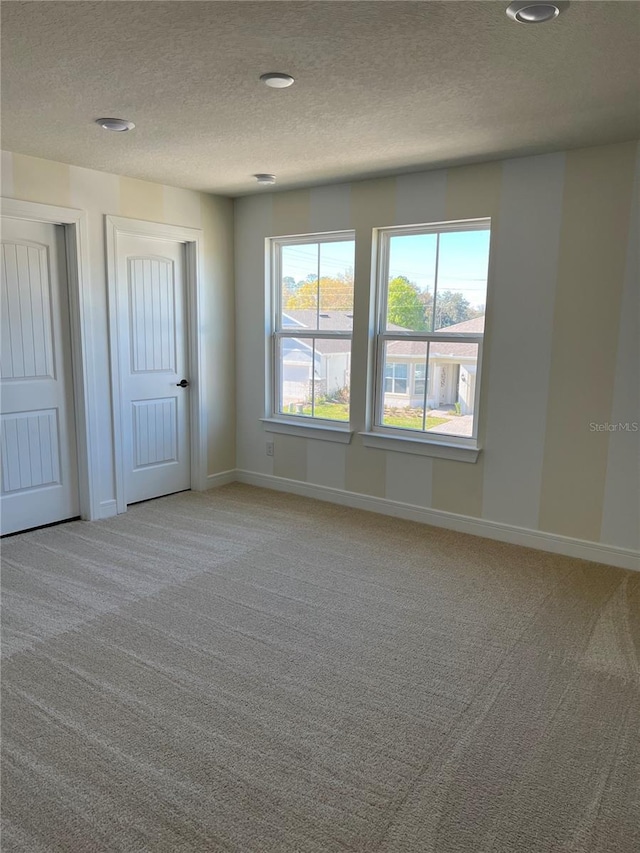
[373,220,491,445]
[384,362,408,394]
[270,233,355,425]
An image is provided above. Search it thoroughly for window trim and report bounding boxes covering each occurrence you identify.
[359,430,481,463]
[267,230,356,435]
[371,218,491,452]
[260,417,353,443]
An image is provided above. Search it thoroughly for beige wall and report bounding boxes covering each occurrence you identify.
[1,151,236,513]
[234,141,639,552]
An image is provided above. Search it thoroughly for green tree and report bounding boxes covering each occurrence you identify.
[319,273,353,312]
[285,275,354,311]
[387,276,427,330]
[419,289,434,330]
[434,291,480,328]
[282,275,297,304]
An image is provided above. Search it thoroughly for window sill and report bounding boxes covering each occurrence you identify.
[359,431,481,463]
[261,418,353,444]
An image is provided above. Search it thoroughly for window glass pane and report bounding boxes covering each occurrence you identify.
[380,341,428,430]
[281,244,318,327]
[279,336,351,420]
[278,336,314,417]
[434,230,489,332]
[425,342,479,437]
[318,241,355,329]
[281,240,355,332]
[385,233,437,332]
[307,338,351,421]
[379,340,479,436]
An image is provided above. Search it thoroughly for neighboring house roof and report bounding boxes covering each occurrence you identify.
[388,315,484,358]
[285,339,350,357]
[282,310,354,355]
[438,316,484,334]
[282,311,483,359]
[282,309,355,331]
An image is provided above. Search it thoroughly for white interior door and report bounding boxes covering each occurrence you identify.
[116,234,190,505]
[1,218,79,534]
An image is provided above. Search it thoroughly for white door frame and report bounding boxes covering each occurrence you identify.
[105,215,206,514]
[1,197,99,521]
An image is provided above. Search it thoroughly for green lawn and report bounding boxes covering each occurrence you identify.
[301,402,349,421]
[382,412,449,430]
[300,401,449,431]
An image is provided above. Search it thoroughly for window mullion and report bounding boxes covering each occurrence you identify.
[274,244,281,333]
[374,333,383,428]
[422,342,429,431]
[274,331,352,341]
[377,332,484,344]
[311,338,316,417]
[316,244,320,332]
[273,334,280,418]
[432,232,440,332]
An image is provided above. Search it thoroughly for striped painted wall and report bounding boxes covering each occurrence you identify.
[1,151,236,513]
[234,141,639,553]
[2,143,637,553]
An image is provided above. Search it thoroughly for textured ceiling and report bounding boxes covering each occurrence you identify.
[2,1,639,196]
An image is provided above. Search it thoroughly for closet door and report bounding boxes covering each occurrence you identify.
[1,218,79,534]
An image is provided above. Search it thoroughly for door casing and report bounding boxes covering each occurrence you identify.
[1,198,99,521]
[106,215,206,514]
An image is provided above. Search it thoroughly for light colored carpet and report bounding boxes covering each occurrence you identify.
[1,484,639,853]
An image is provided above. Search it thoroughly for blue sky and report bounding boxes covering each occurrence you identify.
[282,229,490,310]
[282,241,355,283]
[388,230,490,308]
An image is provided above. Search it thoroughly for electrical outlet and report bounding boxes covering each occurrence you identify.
[266,441,274,457]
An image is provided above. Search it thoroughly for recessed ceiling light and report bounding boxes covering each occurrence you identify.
[96,117,135,132]
[506,2,567,23]
[259,72,295,89]
[254,174,276,185]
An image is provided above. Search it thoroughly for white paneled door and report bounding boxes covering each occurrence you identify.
[116,235,190,504]
[0,218,80,534]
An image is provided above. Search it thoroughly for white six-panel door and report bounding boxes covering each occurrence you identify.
[0,218,80,534]
[116,234,191,504]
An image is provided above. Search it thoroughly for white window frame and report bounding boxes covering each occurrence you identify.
[262,231,355,444]
[365,218,491,461]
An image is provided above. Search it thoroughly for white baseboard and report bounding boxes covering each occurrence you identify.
[98,499,118,519]
[235,469,640,572]
[204,469,238,490]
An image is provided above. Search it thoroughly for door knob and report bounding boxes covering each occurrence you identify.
[176,379,190,388]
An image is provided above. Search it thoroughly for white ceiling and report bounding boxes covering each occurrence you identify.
[2,1,639,196]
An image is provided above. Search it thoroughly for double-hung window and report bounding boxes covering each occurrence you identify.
[373,219,491,447]
[270,232,355,425]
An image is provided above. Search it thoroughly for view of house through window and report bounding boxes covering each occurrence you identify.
[270,223,490,440]
[273,234,355,422]
[375,222,490,440]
